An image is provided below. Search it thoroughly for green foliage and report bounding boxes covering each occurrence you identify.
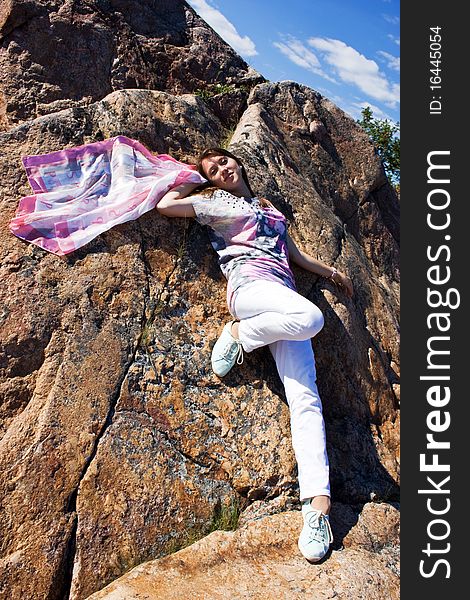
[220,126,236,149]
[208,496,241,532]
[194,82,251,100]
[165,496,241,556]
[194,83,233,100]
[357,106,400,187]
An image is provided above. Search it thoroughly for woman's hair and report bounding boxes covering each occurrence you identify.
[196,147,271,207]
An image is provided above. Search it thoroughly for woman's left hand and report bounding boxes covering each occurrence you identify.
[332,270,354,298]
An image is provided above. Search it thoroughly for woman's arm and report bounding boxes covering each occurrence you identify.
[157,182,202,218]
[286,234,354,297]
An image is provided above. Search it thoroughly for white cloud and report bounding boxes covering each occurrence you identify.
[347,100,396,122]
[273,36,337,83]
[388,34,400,46]
[188,0,258,57]
[308,37,400,108]
[377,50,400,71]
[382,14,400,25]
[317,87,339,101]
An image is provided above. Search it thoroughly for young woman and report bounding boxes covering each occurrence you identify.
[157,148,353,562]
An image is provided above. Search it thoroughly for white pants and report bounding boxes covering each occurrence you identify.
[232,280,330,501]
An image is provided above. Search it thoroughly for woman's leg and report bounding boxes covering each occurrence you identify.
[233,281,324,352]
[233,280,330,501]
[269,338,330,502]
[231,280,332,561]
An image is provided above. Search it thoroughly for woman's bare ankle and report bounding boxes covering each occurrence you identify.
[231,320,240,340]
[310,495,331,515]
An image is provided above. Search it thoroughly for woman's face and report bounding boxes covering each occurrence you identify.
[201,154,244,193]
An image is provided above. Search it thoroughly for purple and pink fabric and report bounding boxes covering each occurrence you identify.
[9,136,206,255]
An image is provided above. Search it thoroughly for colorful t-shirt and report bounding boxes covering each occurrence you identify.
[191,189,296,313]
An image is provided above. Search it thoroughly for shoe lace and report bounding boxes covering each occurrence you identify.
[222,339,244,365]
[306,510,334,545]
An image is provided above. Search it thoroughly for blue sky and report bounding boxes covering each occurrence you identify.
[187,0,400,124]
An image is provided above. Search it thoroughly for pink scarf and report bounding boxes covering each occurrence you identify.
[9,136,206,255]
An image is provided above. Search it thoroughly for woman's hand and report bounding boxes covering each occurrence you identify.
[286,235,354,298]
[331,270,354,298]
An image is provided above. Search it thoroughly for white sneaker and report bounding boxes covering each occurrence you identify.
[211,321,243,377]
[298,502,333,562]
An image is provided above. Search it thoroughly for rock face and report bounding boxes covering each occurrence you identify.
[86,503,400,600]
[0,1,400,599]
[0,0,263,130]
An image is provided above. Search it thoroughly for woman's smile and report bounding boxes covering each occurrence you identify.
[200,154,251,197]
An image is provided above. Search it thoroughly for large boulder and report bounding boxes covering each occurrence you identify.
[0,1,400,598]
[86,503,400,600]
[0,83,399,599]
[229,81,400,503]
[0,0,263,130]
